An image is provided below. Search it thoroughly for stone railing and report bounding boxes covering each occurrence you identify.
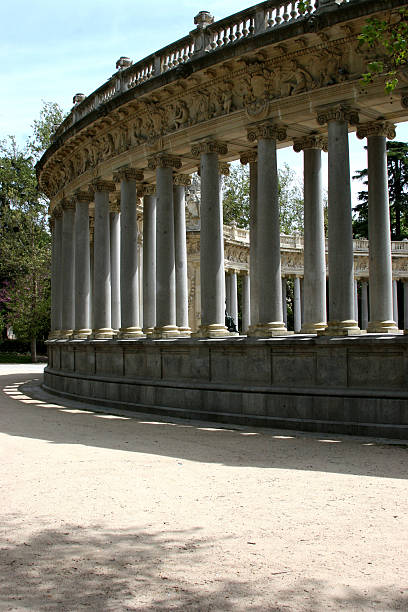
[51,0,361,140]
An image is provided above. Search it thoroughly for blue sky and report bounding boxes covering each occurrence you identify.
[1,0,407,198]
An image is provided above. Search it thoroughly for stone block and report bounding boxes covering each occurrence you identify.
[272,352,316,387]
[96,349,123,377]
[348,351,404,389]
[316,349,347,387]
[211,346,271,385]
[124,347,161,379]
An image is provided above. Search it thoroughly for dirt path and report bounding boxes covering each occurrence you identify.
[0,365,407,611]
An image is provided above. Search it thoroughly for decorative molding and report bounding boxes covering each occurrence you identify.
[109,200,121,214]
[73,190,93,203]
[147,154,182,170]
[173,173,192,187]
[240,150,257,165]
[316,104,359,126]
[247,123,287,143]
[293,134,327,152]
[191,140,228,157]
[113,166,144,182]
[356,120,396,140]
[137,183,156,197]
[61,198,76,211]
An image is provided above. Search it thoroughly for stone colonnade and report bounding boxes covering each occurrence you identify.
[49,109,401,340]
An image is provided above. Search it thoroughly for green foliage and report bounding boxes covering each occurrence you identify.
[358,9,408,93]
[0,101,64,358]
[352,141,408,240]
[222,162,304,234]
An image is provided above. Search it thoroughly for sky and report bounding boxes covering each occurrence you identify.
[1,0,407,200]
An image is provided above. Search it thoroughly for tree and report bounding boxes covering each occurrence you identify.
[222,162,304,234]
[352,141,408,240]
[0,101,65,360]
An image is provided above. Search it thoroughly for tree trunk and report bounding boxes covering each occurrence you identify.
[30,337,37,363]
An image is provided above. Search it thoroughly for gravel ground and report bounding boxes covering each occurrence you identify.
[0,364,407,611]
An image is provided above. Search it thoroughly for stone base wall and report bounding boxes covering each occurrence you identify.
[44,336,408,439]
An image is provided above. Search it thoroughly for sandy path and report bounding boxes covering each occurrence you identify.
[0,364,407,611]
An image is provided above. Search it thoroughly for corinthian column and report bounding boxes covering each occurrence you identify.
[293,134,327,333]
[246,123,288,336]
[60,199,76,339]
[91,179,116,339]
[240,150,258,327]
[73,191,93,339]
[317,105,361,335]
[49,207,63,339]
[148,154,181,338]
[114,167,144,338]
[356,120,398,333]
[173,174,192,336]
[191,140,229,337]
[140,184,157,335]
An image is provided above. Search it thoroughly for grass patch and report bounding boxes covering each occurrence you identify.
[0,353,35,364]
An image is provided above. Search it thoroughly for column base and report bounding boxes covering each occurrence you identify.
[300,321,327,334]
[143,327,155,336]
[318,320,363,336]
[118,327,145,339]
[92,328,115,340]
[367,320,400,334]
[178,326,192,337]
[73,328,92,340]
[48,330,62,340]
[247,322,292,337]
[194,324,230,338]
[59,329,74,340]
[152,325,180,339]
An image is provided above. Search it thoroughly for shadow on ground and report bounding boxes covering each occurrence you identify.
[0,373,406,479]
[1,518,407,611]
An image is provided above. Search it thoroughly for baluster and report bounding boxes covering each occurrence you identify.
[229,25,235,42]
[275,7,282,25]
[291,1,297,19]
[243,19,249,36]
[223,28,229,45]
[249,16,255,34]
[283,3,290,21]
[307,0,314,14]
[210,31,217,49]
[266,9,273,27]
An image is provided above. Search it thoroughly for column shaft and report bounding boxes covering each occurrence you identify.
[230,270,238,330]
[242,274,250,333]
[143,192,157,334]
[361,281,368,330]
[282,278,287,327]
[293,277,301,333]
[249,160,258,326]
[110,207,121,332]
[173,182,191,335]
[93,186,114,338]
[404,281,408,331]
[74,197,91,338]
[393,279,398,325]
[61,203,75,337]
[50,212,63,337]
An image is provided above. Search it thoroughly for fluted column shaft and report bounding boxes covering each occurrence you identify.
[92,181,115,339]
[357,122,398,333]
[110,203,121,332]
[114,169,144,338]
[294,276,301,333]
[50,210,63,337]
[294,138,327,333]
[241,151,258,328]
[317,106,360,335]
[192,141,229,337]
[173,176,191,335]
[242,273,250,333]
[61,201,76,337]
[393,280,398,325]
[361,281,368,330]
[148,155,181,338]
[247,124,287,336]
[282,277,287,327]
[142,189,157,334]
[230,270,238,329]
[74,193,92,338]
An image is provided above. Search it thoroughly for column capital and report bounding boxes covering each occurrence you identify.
[109,200,121,214]
[219,162,230,176]
[113,166,144,182]
[293,134,327,152]
[317,104,359,126]
[137,183,156,197]
[147,154,181,170]
[51,205,63,219]
[61,198,76,211]
[72,190,93,204]
[356,120,396,140]
[90,179,116,193]
[240,149,257,165]
[191,140,228,157]
[173,173,192,187]
[247,123,287,143]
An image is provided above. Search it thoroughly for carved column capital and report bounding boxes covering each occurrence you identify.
[113,166,144,182]
[72,190,93,204]
[173,173,192,187]
[51,205,63,219]
[147,154,182,170]
[90,179,116,193]
[317,105,359,126]
[356,120,396,140]
[137,183,156,197]
[247,123,287,143]
[240,150,257,165]
[401,90,408,110]
[191,140,228,157]
[109,199,121,214]
[61,198,76,211]
[219,162,230,176]
[293,134,328,152]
